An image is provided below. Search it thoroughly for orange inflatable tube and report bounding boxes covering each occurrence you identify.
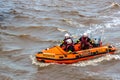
[35,43,116,64]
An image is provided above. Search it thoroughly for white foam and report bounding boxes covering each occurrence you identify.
[110,74,120,80]
[112,17,120,26]
[30,55,52,67]
[72,54,120,67]
[111,2,120,7]
[2,46,22,51]
[86,71,99,76]
[57,28,67,32]
[115,43,120,47]
[63,19,85,28]
[83,24,105,39]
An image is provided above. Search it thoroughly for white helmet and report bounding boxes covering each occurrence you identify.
[65,33,70,38]
[66,39,72,44]
[83,33,88,37]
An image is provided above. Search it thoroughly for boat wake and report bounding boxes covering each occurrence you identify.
[71,54,120,67]
[30,53,120,67]
[30,55,53,67]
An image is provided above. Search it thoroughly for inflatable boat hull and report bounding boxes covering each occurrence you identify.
[35,44,116,64]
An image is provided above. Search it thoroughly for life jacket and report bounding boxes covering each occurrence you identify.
[63,37,74,51]
[81,36,89,45]
[63,37,73,45]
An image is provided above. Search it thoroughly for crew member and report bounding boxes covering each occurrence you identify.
[60,33,74,52]
[77,33,93,50]
[92,37,102,47]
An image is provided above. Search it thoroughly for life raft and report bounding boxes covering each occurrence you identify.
[35,43,116,64]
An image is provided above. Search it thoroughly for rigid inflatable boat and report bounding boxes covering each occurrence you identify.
[35,43,116,64]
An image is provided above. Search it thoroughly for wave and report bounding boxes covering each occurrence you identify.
[115,42,120,48]
[98,2,120,13]
[30,54,120,67]
[1,31,60,45]
[111,2,120,8]
[0,74,12,80]
[17,34,61,43]
[3,26,62,32]
[57,28,67,32]
[0,31,17,36]
[9,9,21,15]
[17,34,41,41]
[1,26,65,47]
[30,55,53,67]
[71,54,120,67]
[2,25,62,34]
[61,19,85,28]
[14,14,30,18]
[0,48,23,54]
[51,7,86,17]
[0,14,4,21]
[60,10,83,16]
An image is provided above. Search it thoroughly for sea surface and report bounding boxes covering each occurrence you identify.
[0,0,120,80]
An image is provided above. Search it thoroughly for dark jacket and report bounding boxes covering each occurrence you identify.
[79,36,92,49]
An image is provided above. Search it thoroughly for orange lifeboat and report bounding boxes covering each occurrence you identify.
[35,43,116,64]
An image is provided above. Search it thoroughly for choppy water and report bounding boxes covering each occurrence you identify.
[0,0,120,80]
